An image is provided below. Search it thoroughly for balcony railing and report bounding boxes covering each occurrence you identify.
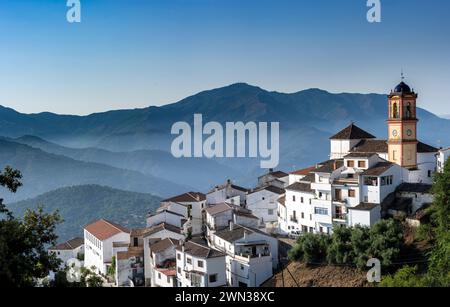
[333,213,348,222]
[290,216,298,223]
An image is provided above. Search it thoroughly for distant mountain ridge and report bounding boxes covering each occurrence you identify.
[1,83,449,194]
[8,185,162,241]
[0,138,190,202]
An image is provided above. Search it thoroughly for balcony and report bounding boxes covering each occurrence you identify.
[290,216,298,223]
[333,213,348,223]
[333,178,359,185]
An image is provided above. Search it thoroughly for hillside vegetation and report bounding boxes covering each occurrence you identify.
[9,185,161,241]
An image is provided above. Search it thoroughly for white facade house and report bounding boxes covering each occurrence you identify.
[246,185,284,226]
[257,170,289,189]
[143,223,186,286]
[149,238,179,287]
[160,192,206,236]
[115,247,145,287]
[176,240,227,287]
[48,237,84,270]
[437,148,450,173]
[146,209,186,229]
[204,203,260,240]
[84,219,130,275]
[207,180,249,207]
[209,223,278,287]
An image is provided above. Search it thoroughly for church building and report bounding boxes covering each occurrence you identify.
[279,79,439,235]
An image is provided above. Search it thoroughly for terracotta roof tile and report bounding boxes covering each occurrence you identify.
[162,192,206,203]
[84,219,130,241]
[330,123,376,140]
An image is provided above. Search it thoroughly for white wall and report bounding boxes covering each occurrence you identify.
[348,206,381,227]
[437,149,450,173]
[285,189,316,232]
[246,190,279,224]
[408,152,436,184]
[330,139,361,159]
[147,211,184,228]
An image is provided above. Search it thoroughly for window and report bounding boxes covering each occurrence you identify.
[348,190,356,198]
[133,237,138,247]
[310,214,312,221]
[428,170,432,178]
[300,197,304,203]
[347,160,355,167]
[393,103,399,118]
[209,274,218,283]
[158,273,161,279]
[167,276,171,283]
[314,208,328,215]
[240,264,244,270]
[301,212,304,219]
[293,195,296,202]
[309,199,312,205]
[320,227,323,233]
[268,209,274,215]
[186,257,192,265]
[358,161,366,168]
[177,253,181,260]
[364,177,378,186]
[198,260,204,268]
[406,102,412,118]
[262,197,265,200]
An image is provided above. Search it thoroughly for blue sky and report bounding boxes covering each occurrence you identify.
[0,0,449,115]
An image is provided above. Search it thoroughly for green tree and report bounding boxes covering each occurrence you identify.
[327,226,354,265]
[379,266,426,287]
[0,166,63,287]
[427,158,450,286]
[288,233,330,264]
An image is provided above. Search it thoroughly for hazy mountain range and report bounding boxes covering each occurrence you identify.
[1,83,449,239]
[9,185,161,241]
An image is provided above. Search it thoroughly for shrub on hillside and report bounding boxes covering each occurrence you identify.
[288,233,330,264]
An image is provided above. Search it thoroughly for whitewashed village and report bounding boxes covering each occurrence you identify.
[48,81,450,287]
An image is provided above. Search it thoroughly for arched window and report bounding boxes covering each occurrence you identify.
[393,103,399,118]
[406,102,412,118]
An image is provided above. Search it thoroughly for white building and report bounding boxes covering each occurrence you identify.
[147,209,187,229]
[246,185,285,226]
[149,238,179,287]
[115,247,145,287]
[437,147,450,173]
[84,219,130,275]
[48,237,84,269]
[207,180,249,207]
[143,223,185,286]
[176,240,227,287]
[160,192,206,235]
[257,169,289,189]
[204,203,259,240]
[209,223,278,287]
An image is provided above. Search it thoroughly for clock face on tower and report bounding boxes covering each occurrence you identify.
[392,129,398,138]
[407,129,413,137]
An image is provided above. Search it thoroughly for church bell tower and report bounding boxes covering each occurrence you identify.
[387,76,418,169]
